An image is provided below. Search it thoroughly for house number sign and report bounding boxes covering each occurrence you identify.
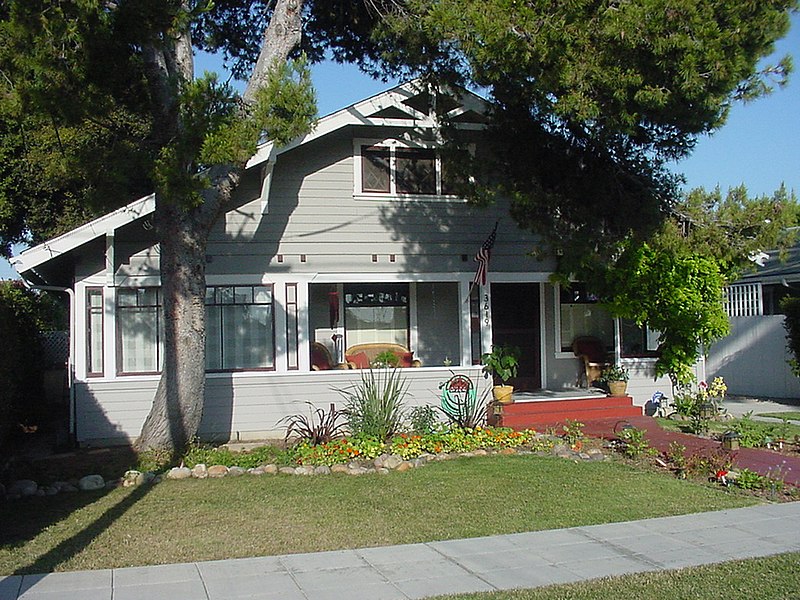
[483,293,490,325]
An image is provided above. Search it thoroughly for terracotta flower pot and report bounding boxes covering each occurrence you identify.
[492,385,514,404]
[608,380,628,396]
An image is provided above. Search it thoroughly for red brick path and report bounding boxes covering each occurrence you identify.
[581,416,800,486]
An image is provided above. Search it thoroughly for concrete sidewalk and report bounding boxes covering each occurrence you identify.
[2,502,799,600]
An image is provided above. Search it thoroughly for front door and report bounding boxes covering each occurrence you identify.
[490,283,541,391]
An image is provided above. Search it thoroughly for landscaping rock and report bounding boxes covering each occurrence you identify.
[192,464,209,479]
[167,467,192,480]
[44,485,59,496]
[135,472,156,486]
[473,449,488,456]
[207,465,229,478]
[35,488,46,497]
[279,467,297,475]
[78,475,105,491]
[499,448,517,455]
[228,466,245,477]
[295,466,315,476]
[122,470,141,487]
[8,480,38,498]
[396,461,412,473]
[383,455,403,470]
[60,483,79,493]
[348,466,370,475]
[314,465,331,475]
[377,468,390,475]
[262,464,278,474]
[330,464,349,474]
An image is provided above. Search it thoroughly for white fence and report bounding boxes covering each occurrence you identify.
[725,283,763,317]
[707,315,800,399]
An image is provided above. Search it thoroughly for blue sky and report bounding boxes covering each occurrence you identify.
[2,13,797,279]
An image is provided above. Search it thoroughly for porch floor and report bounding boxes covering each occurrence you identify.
[490,389,642,429]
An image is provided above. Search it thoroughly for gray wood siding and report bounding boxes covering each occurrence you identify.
[202,128,553,277]
[75,367,487,444]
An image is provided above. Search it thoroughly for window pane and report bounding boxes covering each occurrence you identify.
[87,289,103,375]
[216,287,234,304]
[117,289,138,307]
[344,283,409,347]
[234,287,252,304]
[560,304,614,353]
[361,146,390,193]
[205,305,222,370]
[396,149,436,194]
[119,307,159,372]
[254,286,272,304]
[222,304,274,369]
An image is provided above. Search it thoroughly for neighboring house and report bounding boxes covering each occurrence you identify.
[707,245,800,399]
[12,81,672,447]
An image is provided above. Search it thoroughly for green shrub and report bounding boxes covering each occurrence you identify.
[0,282,59,448]
[407,405,438,434]
[734,468,766,490]
[732,412,776,448]
[781,296,800,376]
[339,368,408,440]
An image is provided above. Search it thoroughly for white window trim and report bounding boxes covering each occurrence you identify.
[554,285,660,361]
[352,137,470,202]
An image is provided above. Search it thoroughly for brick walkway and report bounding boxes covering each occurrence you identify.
[582,416,800,486]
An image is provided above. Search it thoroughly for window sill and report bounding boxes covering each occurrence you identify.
[354,193,466,203]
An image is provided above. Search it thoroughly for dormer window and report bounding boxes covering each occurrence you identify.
[355,139,461,199]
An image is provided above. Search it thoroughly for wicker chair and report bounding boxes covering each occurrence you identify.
[345,343,422,368]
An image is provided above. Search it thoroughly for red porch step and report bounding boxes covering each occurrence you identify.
[489,395,642,430]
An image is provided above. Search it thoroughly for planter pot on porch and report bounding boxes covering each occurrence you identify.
[607,380,628,396]
[492,385,514,404]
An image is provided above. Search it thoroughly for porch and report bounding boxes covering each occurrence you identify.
[488,389,643,429]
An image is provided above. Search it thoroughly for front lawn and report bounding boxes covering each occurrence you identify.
[435,551,800,600]
[0,454,755,574]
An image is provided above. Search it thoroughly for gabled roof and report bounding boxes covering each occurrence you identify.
[13,80,489,276]
[12,194,155,275]
[245,79,489,169]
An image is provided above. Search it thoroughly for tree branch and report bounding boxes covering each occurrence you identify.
[243,0,304,105]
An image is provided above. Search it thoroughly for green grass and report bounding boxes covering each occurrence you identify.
[435,552,800,600]
[657,415,800,440]
[756,411,800,421]
[0,454,756,575]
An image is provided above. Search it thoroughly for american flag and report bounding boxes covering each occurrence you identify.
[471,221,498,291]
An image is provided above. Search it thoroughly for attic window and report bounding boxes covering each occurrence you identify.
[356,141,460,198]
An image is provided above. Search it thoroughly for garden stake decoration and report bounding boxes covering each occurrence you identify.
[440,374,486,429]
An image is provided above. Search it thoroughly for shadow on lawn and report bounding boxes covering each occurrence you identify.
[5,483,152,575]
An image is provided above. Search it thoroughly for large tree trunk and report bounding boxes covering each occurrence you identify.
[136,0,305,453]
[137,207,212,450]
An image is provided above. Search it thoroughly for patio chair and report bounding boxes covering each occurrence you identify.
[572,336,610,388]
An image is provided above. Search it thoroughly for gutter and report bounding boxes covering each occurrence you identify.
[19,278,77,448]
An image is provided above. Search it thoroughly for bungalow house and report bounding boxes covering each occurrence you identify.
[12,81,674,447]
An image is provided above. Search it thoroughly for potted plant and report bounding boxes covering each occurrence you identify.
[600,364,629,396]
[481,345,520,404]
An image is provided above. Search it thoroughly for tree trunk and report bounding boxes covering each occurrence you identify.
[137,207,211,451]
[136,0,305,453]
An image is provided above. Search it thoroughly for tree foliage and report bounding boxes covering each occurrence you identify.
[367,0,797,276]
[781,296,800,377]
[0,282,64,448]
[602,186,798,383]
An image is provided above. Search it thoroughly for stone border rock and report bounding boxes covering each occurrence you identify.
[2,442,608,501]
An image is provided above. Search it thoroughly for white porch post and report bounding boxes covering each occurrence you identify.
[614,317,622,364]
[480,284,493,355]
[459,280,472,366]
